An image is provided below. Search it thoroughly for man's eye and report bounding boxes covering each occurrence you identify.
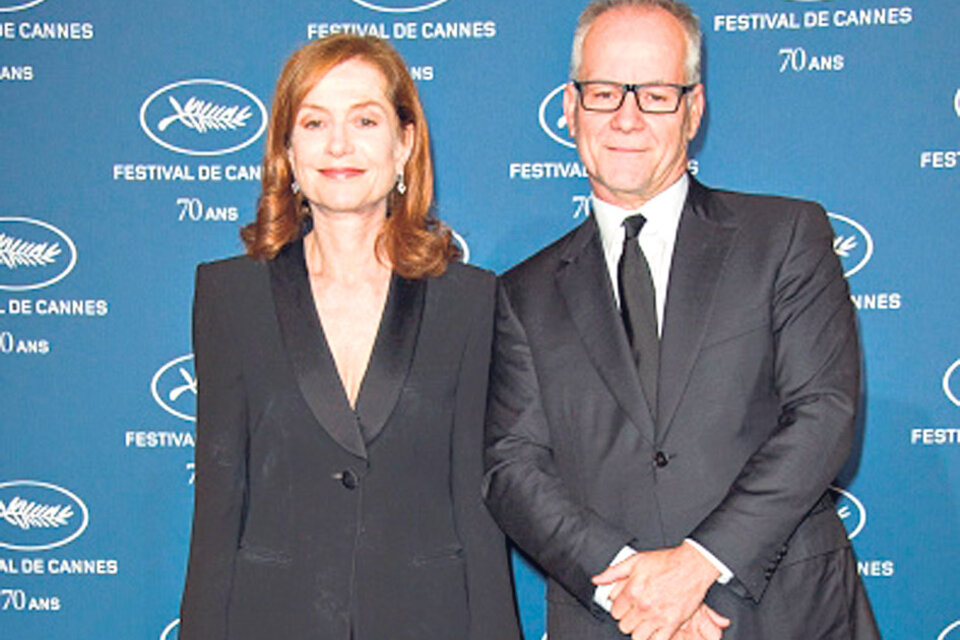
[590,88,618,101]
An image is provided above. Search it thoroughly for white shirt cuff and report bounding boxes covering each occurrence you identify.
[593,545,638,612]
[683,538,734,584]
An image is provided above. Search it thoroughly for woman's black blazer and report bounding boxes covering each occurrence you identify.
[179,238,520,640]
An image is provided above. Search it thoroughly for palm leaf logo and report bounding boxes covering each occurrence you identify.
[833,235,857,258]
[0,233,61,269]
[158,96,252,134]
[0,496,73,530]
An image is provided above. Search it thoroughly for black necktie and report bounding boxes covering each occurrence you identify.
[618,214,658,418]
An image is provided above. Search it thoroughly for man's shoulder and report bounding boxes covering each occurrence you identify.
[697,181,826,223]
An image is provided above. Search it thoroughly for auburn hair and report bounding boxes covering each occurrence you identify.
[241,35,459,277]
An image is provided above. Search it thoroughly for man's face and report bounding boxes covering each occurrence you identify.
[563,7,704,209]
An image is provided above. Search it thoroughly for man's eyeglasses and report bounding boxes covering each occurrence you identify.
[572,81,696,114]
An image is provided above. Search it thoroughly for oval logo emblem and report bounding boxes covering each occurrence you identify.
[160,618,180,640]
[349,0,451,13]
[830,485,866,540]
[151,354,197,422]
[0,480,89,551]
[0,217,78,292]
[939,620,960,640]
[0,0,48,12]
[943,358,960,408]
[139,79,267,157]
[827,212,873,278]
[451,229,471,264]
[539,83,576,149]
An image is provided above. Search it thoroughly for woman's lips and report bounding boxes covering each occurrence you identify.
[320,168,364,179]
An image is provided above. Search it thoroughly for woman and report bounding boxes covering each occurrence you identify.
[179,35,520,640]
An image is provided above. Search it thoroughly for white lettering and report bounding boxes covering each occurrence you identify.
[46,558,118,575]
[850,293,901,310]
[421,21,497,39]
[910,428,960,445]
[508,161,588,180]
[920,151,959,169]
[17,22,94,40]
[112,164,197,181]
[833,8,913,28]
[307,23,388,39]
[857,559,895,577]
[124,431,196,448]
[0,65,34,81]
[716,8,912,32]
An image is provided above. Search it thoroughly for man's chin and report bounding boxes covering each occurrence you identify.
[592,181,655,208]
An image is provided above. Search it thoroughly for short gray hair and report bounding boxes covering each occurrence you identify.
[569,0,702,84]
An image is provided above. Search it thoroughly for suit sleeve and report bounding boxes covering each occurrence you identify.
[483,279,633,613]
[179,264,249,640]
[451,273,522,640]
[691,203,860,601]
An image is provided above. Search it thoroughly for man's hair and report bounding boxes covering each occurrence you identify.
[569,0,702,84]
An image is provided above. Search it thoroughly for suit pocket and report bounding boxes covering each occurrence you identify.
[237,543,293,566]
[781,497,850,567]
[410,544,464,566]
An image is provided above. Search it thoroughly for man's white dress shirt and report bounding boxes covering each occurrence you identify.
[589,174,733,612]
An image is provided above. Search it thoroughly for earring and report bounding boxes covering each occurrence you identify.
[395,169,407,195]
[291,180,301,195]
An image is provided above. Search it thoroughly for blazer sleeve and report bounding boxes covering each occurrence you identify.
[451,272,522,640]
[179,264,249,640]
[483,279,633,614]
[691,202,860,602]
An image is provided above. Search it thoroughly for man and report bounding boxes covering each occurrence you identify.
[483,1,881,639]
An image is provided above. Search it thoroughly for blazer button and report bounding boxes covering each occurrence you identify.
[340,469,358,490]
[654,451,669,468]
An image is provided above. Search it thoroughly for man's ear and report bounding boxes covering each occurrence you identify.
[563,82,579,140]
[684,83,705,142]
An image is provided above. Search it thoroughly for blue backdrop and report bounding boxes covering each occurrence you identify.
[1,1,958,638]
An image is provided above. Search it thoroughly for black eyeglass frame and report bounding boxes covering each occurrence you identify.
[572,80,697,114]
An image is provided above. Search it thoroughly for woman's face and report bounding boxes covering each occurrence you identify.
[287,57,413,219]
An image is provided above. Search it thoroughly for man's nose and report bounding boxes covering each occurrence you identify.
[610,91,647,131]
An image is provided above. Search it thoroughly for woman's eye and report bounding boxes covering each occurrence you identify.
[358,116,379,127]
[302,118,324,129]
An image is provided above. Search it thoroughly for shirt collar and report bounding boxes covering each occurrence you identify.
[591,173,689,249]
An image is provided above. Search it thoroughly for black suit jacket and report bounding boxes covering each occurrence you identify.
[484,178,880,639]
[180,238,520,640]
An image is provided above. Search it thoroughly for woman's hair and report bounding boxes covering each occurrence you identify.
[241,35,459,277]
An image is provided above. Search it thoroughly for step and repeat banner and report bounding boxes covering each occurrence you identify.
[1,0,957,638]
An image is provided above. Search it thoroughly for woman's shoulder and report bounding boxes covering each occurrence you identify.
[426,261,496,321]
[436,260,495,292]
[197,253,263,277]
[195,253,269,301]
[196,253,268,283]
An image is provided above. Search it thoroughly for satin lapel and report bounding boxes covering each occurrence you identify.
[268,239,367,459]
[355,274,425,445]
[555,216,655,445]
[658,180,738,441]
